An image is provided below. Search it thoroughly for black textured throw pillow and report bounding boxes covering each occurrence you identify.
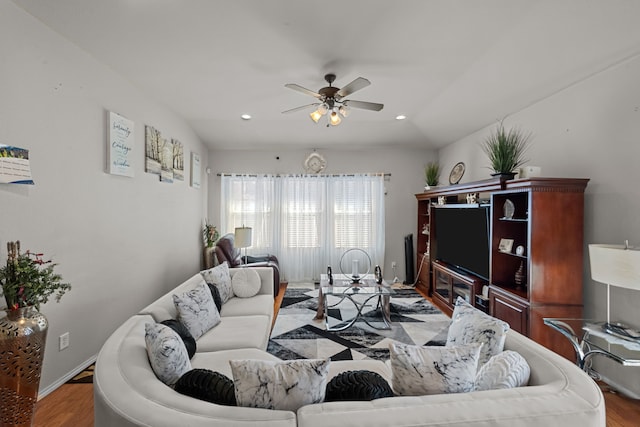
[207,283,223,312]
[174,369,237,406]
[160,319,196,359]
[325,370,394,402]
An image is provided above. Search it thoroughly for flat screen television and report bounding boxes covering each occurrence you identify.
[433,206,490,280]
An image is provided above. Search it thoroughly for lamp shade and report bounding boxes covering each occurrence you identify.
[234,227,252,249]
[589,244,640,290]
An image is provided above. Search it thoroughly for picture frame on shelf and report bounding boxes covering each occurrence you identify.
[499,238,514,253]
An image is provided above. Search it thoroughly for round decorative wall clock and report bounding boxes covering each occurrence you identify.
[304,151,327,174]
[449,162,465,184]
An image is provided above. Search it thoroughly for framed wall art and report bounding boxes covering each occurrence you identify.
[107,111,134,177]
[190,152,201,188]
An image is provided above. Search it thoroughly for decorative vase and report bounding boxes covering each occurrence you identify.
[0,306,48,427]
[514,261,525,288]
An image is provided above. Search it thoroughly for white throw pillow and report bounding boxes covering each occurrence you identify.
[144,323,192,387]
[172,282,221,340]
[446,297,510,366]
[231,268,261,298]
[389,342,481,396]
[229,359,330,411]
[201,262,233,303]
[475,350,531,391]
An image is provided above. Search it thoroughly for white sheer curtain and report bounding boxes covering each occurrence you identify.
[220,173,385,282]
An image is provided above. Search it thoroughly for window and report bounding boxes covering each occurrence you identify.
[220,174,385,282]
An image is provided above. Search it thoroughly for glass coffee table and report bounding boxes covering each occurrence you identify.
[316,275,394,332]
[543,318,640,371]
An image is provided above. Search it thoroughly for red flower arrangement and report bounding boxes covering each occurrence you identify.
[0,241,71,311]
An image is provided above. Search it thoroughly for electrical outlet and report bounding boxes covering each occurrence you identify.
[59,332,70,351]
[391,261,397,269]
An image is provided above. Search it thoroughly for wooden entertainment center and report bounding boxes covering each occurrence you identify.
[415,177,589,359]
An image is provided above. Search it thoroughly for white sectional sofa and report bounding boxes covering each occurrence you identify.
[94,267,606,427]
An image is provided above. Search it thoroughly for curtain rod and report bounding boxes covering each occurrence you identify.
[216,173,391,177]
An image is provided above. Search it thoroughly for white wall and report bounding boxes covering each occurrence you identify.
[206,147,436,283]
[439,54,640,397]
[0,2,208,395]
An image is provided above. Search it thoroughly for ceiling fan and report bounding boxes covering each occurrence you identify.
[282,73,383,126]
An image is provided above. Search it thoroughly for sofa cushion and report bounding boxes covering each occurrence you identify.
[196,314,272,352]
[144,322,191,387]
[325,370,394,402]
[389,342,481,396]
[231,267,261,298]
[475,350,531,391]
[201,261,233,303]
[160,319,196,359]
[173,282,221,340]
[174,368,237,406]
[229,358,330,411]
[219,294,274,319]
[447,296,509,366]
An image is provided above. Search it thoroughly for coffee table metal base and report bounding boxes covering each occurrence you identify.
[322,287,392,332]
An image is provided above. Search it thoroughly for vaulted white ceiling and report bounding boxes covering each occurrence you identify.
[13,0,640,151]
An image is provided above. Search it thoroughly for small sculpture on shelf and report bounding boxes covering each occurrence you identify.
[514,261,526,289]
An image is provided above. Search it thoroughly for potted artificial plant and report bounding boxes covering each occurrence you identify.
[0,241,70,426]
[481,120,532,179]
[202,221,220,269]
[424,161,441,190]
[203,221,220,248]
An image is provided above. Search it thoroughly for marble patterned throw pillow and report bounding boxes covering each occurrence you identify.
[201,262,233,303]
[173,282,221,340]
[446,297,510,366]
[231,268,261,298]
[229,359,330,411]
[475,350,531,391]
[160,319,196,359]
[145,322,192,387]
[389,342,481,396]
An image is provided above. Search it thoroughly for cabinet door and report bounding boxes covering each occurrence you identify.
[434,268,450,301]
[490,289,529,335]
[417,254,431,293]
[452,276,473,304]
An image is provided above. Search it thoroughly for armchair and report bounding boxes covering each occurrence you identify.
[214,233,281,296]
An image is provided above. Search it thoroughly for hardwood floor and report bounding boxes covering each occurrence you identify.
[32,283,639,427]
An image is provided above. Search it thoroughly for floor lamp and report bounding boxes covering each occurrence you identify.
[234,226,252,267]
[589,241,640,338]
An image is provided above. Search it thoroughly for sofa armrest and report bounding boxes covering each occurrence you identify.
[229,267,274,297]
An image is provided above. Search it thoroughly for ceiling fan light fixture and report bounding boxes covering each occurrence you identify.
[338,105,350,117]
[329,111,341,126]
[317,103,328,115]
[310,110,322,123]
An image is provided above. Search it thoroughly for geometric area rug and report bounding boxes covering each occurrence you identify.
[267,285,451,362]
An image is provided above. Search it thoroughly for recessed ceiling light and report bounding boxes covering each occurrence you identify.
[241,114,252,120]
[396,115,407,120]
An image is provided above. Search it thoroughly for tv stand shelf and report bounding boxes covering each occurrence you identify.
[432,261,486,316]
[416,177,589,360]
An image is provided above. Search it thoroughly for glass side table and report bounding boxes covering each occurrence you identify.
[543,318,640,371]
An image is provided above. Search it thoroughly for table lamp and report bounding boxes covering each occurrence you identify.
[234,226,252,267]
[589,241,640,339]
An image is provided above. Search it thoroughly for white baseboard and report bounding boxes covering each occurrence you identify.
[596,372,640,400]
[38,354,97,400]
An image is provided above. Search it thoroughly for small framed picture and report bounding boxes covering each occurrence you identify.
[499,238,514,253]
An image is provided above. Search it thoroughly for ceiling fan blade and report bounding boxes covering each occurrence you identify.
[281,103,320,114]
[345,100,384,111]
[336,77,370,98]
[284,83,321,99]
